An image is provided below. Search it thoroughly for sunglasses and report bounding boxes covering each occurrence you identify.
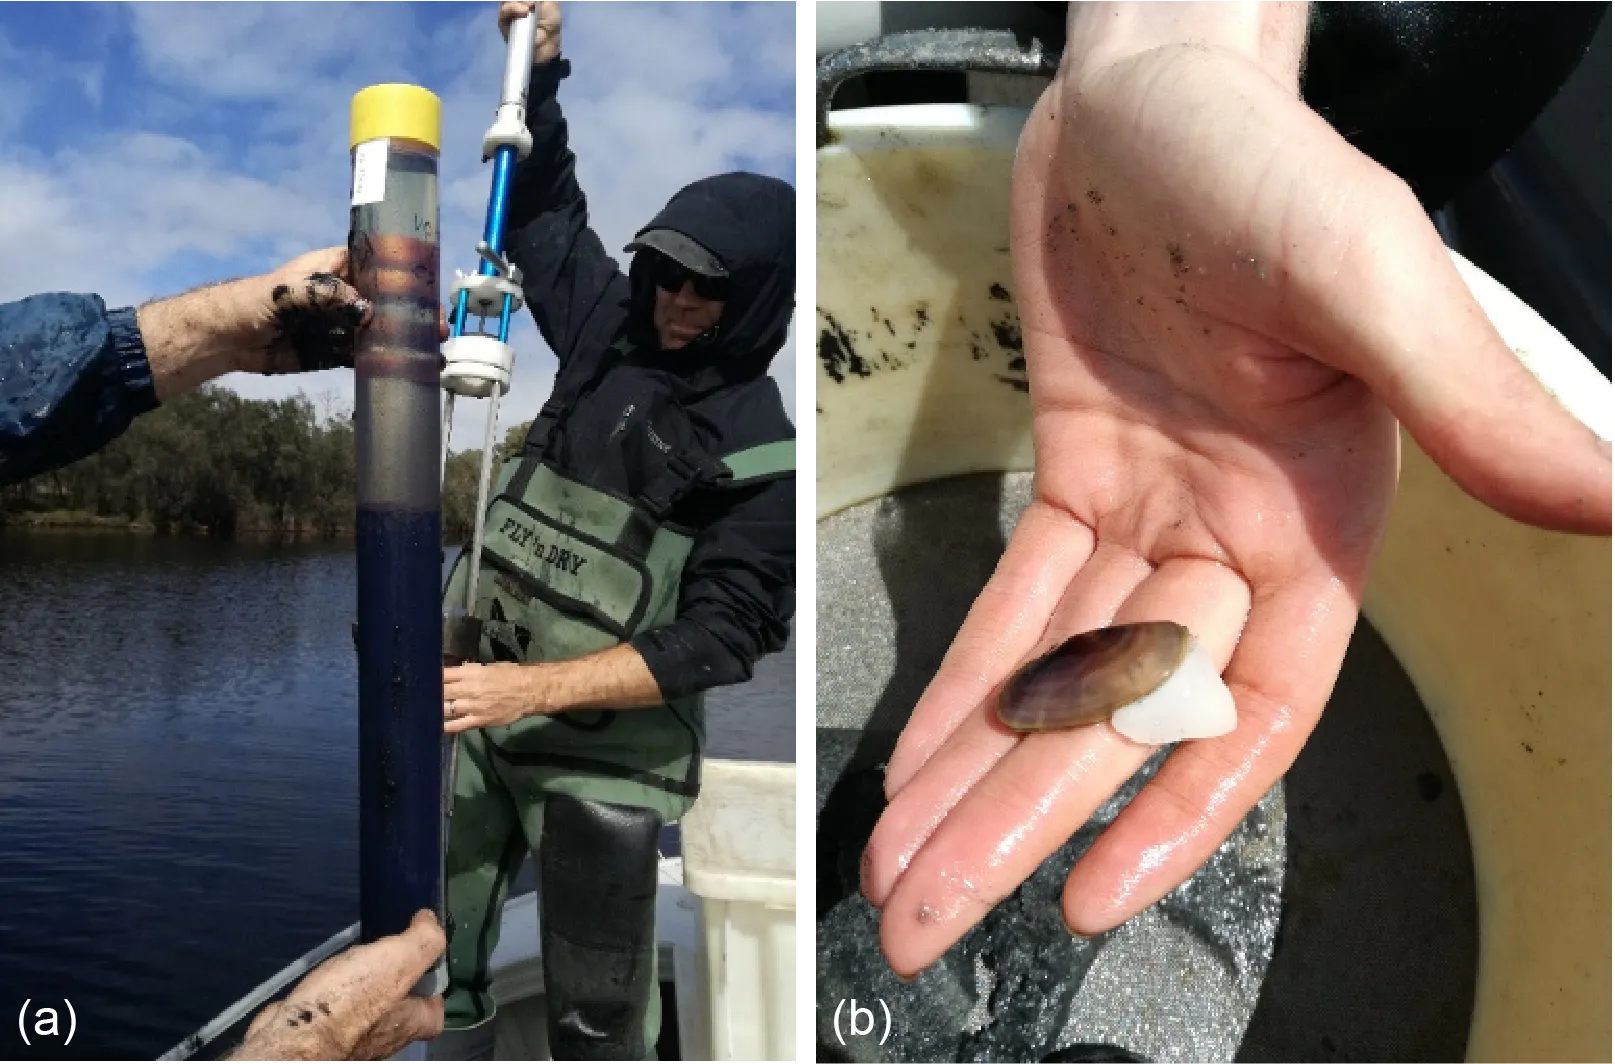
[652,254,730,302]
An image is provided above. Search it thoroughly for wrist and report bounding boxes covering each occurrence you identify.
[137,279,262,400]
[212,276,277,372]
[1063,2,1309,91]
[523,662,562,716]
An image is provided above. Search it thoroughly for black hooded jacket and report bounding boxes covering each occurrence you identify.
[497,58,795,702]
[1299,2,1606,211]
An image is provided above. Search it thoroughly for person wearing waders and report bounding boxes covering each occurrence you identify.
[434,2,795,1058]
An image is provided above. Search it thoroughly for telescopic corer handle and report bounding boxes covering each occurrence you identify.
[437,6,539,971]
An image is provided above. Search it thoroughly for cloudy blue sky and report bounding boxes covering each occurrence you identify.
[0,1,797,442]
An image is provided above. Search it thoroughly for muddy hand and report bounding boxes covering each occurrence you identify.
[241,247,374,374]
[232,910,445,1060]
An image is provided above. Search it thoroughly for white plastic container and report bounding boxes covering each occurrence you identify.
[680,758,797,1060]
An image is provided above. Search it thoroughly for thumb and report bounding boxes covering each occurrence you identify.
[1306,192,1611,536]
[401,909,446,963]
[349,996,445,1061]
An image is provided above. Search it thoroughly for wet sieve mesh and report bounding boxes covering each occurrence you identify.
[815,472,1475,1062]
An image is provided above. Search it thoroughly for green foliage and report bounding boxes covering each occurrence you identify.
[0,387,356,536]
[1,385,534,541]
[442,420,532,542]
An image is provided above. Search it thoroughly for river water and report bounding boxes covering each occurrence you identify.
[0,532,794,1059]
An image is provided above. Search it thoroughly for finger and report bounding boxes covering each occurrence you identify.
[498,1,536,39]
[445,714,483,735]
[394,910,447,982]
[879,723,1149,977]
[1039,542,1152,645]
[1297,174,1610,534]
[388,995,445,1046]
[883,500,1095,798]
[1062,566,1357,933]
[273,266,372,330]
[862,706,1016,908]
[353,995,445,1060]
[395,909,447,963]
[317,247,370,321]
[353,910,446,997]
[288,245,346,276]
[1111,555,1251,666]
[865,541,1152,906]
[319,275,372,327]
[874,557,1251,975]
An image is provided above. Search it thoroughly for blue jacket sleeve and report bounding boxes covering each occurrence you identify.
[0,293,158,488]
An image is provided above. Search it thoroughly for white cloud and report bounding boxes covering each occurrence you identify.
[0,133,337,307]
[123,3,419,103]
[0,53,30,139]
[0,23,110,139]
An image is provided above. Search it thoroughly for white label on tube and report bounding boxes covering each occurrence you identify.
[351,138,389,206]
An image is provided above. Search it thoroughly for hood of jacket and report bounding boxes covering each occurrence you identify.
[624,171,795,393]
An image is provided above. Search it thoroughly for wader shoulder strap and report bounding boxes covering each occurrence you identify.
[526,337,633,457]
[717,440,795,485]
[632,435,795,520]
[622,438,796,549]
[509,337,634,500]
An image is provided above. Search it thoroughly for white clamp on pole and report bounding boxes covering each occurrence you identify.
[481,9,539,161]
[441,268,523,400]
[441,233,526,401]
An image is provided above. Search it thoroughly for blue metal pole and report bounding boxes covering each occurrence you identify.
[482,146,517,262]
[482,147,517,343]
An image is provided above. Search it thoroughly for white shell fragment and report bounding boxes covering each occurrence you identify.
[1107,635,1238,745]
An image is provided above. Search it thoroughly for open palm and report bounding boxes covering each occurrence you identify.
[861,44,1611,978]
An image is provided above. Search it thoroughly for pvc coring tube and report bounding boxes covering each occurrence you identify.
[348,83,446,997]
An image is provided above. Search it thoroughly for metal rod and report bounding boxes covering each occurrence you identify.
[464,391,501,616]
[440,392,456,480]
[501,13,539,109]
[452,288,470,339]
[442,730,462,895]
[480,147,518,271]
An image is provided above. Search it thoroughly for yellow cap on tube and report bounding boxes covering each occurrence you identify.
[350,84,442,152]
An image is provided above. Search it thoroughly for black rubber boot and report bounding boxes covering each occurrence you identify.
[538,795,663,1060]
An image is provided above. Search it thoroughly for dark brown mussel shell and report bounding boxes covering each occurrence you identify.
[996,621,1192,732]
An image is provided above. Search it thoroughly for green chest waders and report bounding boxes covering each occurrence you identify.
[442,436,794,816]
[439,431,793,1056]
